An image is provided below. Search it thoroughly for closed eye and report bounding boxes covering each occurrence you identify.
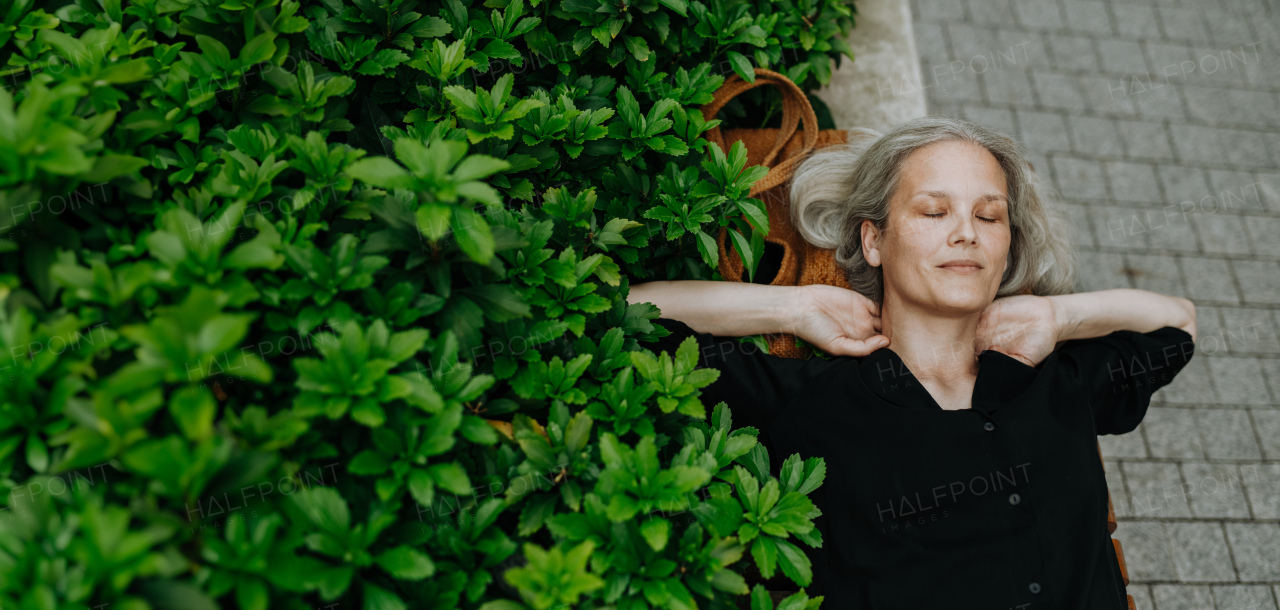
[931,211,998,222]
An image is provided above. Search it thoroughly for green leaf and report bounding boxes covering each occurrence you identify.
[451,207,494,264]
[348,450,391,475]
[241,33,277,65]
[347,157,414,189]
[169,385,217,440]
[196,34,231,66]
[639,516,670,551]
[375,546,435,580]
[726,51,755,83]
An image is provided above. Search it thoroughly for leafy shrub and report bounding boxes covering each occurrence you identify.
[0,0,855,607]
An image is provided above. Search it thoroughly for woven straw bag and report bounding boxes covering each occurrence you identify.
[701,68,878,359]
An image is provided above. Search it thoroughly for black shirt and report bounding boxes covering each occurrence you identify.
[643,318,1195,609]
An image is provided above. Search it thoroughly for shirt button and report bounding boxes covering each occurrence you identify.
[1009,493,1022,505]
[983,422,996,431]
[1029,582,1041,594]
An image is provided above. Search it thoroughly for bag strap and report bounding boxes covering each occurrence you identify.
[699,67,820,197]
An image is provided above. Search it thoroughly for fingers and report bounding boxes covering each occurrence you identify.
[828,335,890,357]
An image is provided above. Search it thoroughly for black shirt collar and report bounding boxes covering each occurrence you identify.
[856,347,1040,413]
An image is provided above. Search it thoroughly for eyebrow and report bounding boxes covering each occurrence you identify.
[912,190,1009,202]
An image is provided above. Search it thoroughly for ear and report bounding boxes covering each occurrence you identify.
[861,219,883,268]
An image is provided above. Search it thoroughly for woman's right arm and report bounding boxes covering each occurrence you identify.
[629,281,887,356]
[628,280,806,336]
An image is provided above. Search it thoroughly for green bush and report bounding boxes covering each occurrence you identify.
[0,0,856,607]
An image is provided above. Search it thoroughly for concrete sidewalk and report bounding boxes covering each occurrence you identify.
[906,0,1280,607]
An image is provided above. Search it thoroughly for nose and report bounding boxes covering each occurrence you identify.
[949,212,978,245]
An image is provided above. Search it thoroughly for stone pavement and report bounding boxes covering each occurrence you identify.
[904,0,1280,607]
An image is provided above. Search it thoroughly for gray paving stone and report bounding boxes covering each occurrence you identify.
[1091,205,1152,248]
[1169,124,1229,165]
[1196,306,1229,355]
[1142,406,1207,459]
[1063,0,1115,35]
[1059,201,1097,248]
[1047,33,1101,72]
[1151,584,1218,609]
[915,0,967,21]
[1112,4,1163,40]
[1129,584,1155,610]
[1197,407,1264,458]
[1016,109,1072,152]
[1254,172,1280,213]
[1206,170,1268,213]
[1202,11,1255,46]
[1185,45,1253,88]
[1220,308,1280,354]
[1232,261,1280,305]
[1099,38,1149,74]
[1259,359,1280,404]
[1143,41,1195,80]
[1125,521,1180,581]
[961,105,1017,137]
[1013,0,1064,30]
[1242,463,1280,520]
[1226,523,1280,582]
[1117,119,1176,160]
[1183,84,1238,124]
[1126,461,1193,517]
[1054,155,1111,200]
[1104,458,1135,517]
[980,68,1036,105]
[1033,71,1089,111]
[1070,115,1125,155]
[1251,412,1280,461]
[1101,429,1149,459]
[1209,358,1274,405]
[1194,214,1254,256]
[1212,585,1279,610]
[1109,161,1165,203]
[965,0,1019,27]
[1220,129,1273,170]
[1242,217,1280,258]
[913,21,950,67]
[1183,462,1253,519]
[1225,90,1280,129]
[1156,6,1213,43]
[1085,73,1145,115]
[1168,521,1240,582]
[1135,84,1188,120]
[1157,355,1217,404]
[1075,250,1134,291]
[1125,252,1186,295]
[1178,257,1241,303]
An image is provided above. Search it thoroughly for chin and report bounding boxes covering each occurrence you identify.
[930,290,995,314]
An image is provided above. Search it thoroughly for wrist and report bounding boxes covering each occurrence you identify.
[782,285,811,335]
[1048,294,1078,343]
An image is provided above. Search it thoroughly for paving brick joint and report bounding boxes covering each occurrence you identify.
[909,0,1280,606]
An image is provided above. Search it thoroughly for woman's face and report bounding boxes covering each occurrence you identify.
[861,139,1012,316]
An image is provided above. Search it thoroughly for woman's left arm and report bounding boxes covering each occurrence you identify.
[1050,289,1197,343]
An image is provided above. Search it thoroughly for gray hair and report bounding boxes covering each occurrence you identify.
[788,116,1076,304]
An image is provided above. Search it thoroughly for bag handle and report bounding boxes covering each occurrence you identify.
[699,68,820,197]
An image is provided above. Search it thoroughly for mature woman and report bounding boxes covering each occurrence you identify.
[629,117,1197,609]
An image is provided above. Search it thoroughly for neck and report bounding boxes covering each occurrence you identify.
[880,294,981,383]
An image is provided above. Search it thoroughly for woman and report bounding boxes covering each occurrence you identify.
[629,117,1197,609]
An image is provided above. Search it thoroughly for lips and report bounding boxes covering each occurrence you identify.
[938,259,984,273]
